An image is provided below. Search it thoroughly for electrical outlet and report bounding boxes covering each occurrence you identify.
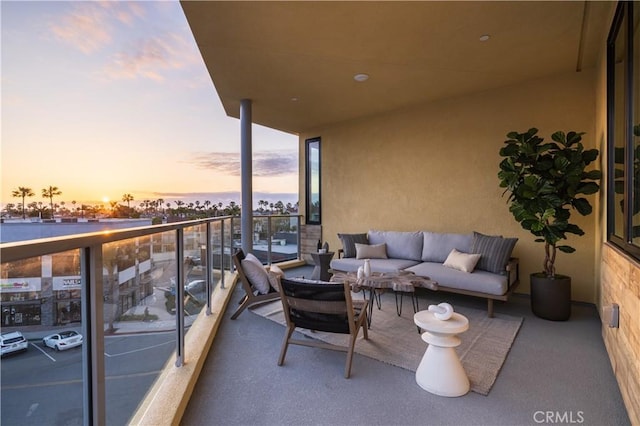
[602,303,620,328]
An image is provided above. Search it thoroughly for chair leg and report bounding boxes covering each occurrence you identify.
[278,325,295,366]
[345,334,358,378]
[361,315,368,340]
[230,296,250,320]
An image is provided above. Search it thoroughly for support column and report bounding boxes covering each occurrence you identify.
[240,99,253,255]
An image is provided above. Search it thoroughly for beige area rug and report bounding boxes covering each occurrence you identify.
[250,293,523,395]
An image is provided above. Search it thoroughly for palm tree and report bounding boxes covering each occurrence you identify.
[42,186,62,218]
[122,194,134,217]
[12,186,35,219]
[156,198,164,214]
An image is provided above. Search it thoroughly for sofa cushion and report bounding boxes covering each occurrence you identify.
[355,243,388,259]
[338,233,369,258]
[368,230,423,261]
[443,248,481,273]
[241,253,270,294]
[471,231,518,274]
[421,232,473,263]
[330,258,420,274]
[406,262,509,296]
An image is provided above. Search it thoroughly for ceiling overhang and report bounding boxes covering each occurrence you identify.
[181,1,609,135]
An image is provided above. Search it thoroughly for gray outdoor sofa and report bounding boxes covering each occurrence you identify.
[329,230,520,317]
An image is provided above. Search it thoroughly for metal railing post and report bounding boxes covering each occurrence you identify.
[175,229,185,367]
[297,215,302,260]
[82,244,106,426]
[220,219,226,288]
[206,222,212,315]
[266,217,272,265]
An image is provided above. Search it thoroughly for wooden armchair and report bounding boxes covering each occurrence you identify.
[277,277,369,378]
[231,249,280,320]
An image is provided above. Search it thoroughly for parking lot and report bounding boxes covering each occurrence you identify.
[1,331,176,425]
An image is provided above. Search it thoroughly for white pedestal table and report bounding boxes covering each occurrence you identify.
[413,310,470,397]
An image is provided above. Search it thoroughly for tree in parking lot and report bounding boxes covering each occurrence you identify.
[12,186,35,219]
[103,243,125,333]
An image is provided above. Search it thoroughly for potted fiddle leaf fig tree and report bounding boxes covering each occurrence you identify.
[498,128,602,321]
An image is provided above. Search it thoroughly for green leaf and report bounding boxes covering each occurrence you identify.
[582,149,599,163]
[573,198,593,215]
[551,131,566,144]
[566,131,584,146]
[564,224,585,236]
[577,182,600,195]
[583,170,602,180]
[558,245,576,253]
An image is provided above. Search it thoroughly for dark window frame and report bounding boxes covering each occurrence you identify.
[305,137,321,225]
[607,1,640,259]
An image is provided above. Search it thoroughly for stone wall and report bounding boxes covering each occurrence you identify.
[601,244,639,425]
[300,224,322,264]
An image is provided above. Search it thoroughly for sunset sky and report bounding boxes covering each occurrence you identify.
[1,1,299,209]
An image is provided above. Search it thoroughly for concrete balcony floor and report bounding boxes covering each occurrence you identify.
[182,265,630,426]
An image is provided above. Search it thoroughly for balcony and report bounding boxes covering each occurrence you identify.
[1,215,631,425]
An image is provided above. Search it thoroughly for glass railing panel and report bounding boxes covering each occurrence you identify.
[252,216,270,264]
[182,224,208,319]
[270,215,299,263]
[209,220,224,288]
[103,235,177,425]
[1,250,84,425]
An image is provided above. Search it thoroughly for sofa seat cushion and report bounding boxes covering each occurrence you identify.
[368,230,423,261]
[406,262,508,296]
[330,258,420,274]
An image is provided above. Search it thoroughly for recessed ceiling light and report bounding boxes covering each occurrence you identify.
[290,97,298,102]
[353,73,369,82]
[479,34,490,42]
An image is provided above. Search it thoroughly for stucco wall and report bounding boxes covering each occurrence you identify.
[300,69,600,303]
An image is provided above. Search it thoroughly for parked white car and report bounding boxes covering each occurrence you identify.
[1,331,29,356]
[185,279,206,294]
[42,330,83,351]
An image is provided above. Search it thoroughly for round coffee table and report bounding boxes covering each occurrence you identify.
[413,310,469,397]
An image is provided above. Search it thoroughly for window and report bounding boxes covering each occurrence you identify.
[608,1,640,257]
[305,137,321,224]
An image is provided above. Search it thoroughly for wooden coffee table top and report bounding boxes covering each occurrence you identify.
[331,270,437,293]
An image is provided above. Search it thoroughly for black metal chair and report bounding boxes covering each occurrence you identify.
[277,277,369,378]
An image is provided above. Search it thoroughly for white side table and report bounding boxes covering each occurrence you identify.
[413,310,469,397]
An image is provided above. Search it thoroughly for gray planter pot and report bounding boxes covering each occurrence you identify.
[530,273,571,321]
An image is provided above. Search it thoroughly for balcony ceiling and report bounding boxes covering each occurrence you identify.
[181,1,609,134]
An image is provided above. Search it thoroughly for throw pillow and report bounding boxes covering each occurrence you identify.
[471,231,518,274]
[355,243,388,259]
[241,253,270,294]
[337,233,369,258]
[443,248,481,273]
[267,264,285,291]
